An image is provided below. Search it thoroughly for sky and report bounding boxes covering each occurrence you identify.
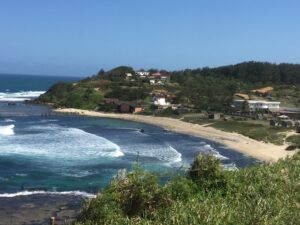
[0,0,299,77]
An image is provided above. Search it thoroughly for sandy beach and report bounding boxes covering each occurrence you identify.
[54,108,296,162]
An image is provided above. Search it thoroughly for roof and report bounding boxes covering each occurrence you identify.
[151,72,162,77]
[234,93,250,100]
[251,86,273,94]
[233,100,280,104]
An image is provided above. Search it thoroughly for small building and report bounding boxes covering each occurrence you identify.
[136,71,150,77]
[234,93,250,100]
[278,115,290,120]
[149,79,156,85]
[118,102,142,113]
[102,98,120,105]
[133,107,143,113]
[208,113,221,120]
[153,97,170,106]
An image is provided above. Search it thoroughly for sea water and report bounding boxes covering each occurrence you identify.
[0,74,258,197]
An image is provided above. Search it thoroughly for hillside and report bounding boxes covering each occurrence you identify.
[37,61,300,111]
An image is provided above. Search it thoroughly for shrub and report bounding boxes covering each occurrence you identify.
[188,154,227,191]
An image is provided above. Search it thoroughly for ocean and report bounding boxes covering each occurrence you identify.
[0,74,258,197]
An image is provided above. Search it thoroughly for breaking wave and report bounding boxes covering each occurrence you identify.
[0,124,15,136]
[0,190,96,198]
[0,124,124,161]
[0,91,45,102]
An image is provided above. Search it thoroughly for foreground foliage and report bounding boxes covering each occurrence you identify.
[74,152,300,225]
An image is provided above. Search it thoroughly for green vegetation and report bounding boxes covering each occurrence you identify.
[182,115,291,145]
[210,120,290,145]
[37,61,300,111]
[37,82,103,109]
[285,135,300,151]
[74,152,300,225]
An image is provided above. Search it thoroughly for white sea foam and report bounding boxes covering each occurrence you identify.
[201,144,229,160]
[3,119,16,122]
[15,173,28,177]
[0,124,15,136]
[0,124,123,161]
[222,163,238,171]
[121,141,182,163]
[0,91,45,102]
[0,190,96,198]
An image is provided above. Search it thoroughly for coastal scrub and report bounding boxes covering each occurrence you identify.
[74,152,300,225]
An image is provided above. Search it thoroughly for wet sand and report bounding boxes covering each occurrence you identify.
[0,194,86,225]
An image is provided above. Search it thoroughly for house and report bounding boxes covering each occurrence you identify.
[278,115,290,120]
[136,71,150,78]
[208,113,221,120]
[234,93,250,100]
[232,100,280,112]
[153,97,170,106]
[149,79,156,85]
[118,102,142,113]
[133,107,143,113]
[102,98,120,105]
[149,72,170,85]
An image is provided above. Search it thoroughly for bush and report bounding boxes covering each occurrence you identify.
[188,154,227,191]
[74,152,300,225]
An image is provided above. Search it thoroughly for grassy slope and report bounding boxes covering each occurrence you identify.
[74,153,300,225]
[182,115,293,145]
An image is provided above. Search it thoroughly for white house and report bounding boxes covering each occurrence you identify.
[153,97,170,106]
[136,71,150,77]
[233,100,280,111]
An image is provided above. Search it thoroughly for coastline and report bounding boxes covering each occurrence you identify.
[54,108,296,162]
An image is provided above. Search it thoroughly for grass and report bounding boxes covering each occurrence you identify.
[74,152,300,225]
[182,114,292,145]
[285,134,300,151]
[210,120,290,145]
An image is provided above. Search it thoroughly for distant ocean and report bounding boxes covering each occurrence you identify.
[0,74,258,197]
[0,73,79,102]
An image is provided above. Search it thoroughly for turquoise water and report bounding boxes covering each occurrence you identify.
[0,107,258,195]
[0,74,258,196]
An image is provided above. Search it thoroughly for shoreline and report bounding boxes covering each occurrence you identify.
[54,108,296,162]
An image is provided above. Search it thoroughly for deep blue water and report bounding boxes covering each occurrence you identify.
[0,73,80,92]
[0,74,259,196]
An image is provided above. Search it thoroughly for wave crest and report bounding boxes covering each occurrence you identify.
[0,91,45,102]
[0,124,15,136]
[0,190,96,198]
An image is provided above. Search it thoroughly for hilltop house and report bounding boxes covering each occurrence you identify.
[232,100,280,112]
[136,71,150,78]
[149,72,170,85]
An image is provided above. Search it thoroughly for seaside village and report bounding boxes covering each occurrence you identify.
[95,70,300,133]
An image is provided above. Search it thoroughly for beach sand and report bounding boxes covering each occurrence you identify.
[54,108,296,162]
